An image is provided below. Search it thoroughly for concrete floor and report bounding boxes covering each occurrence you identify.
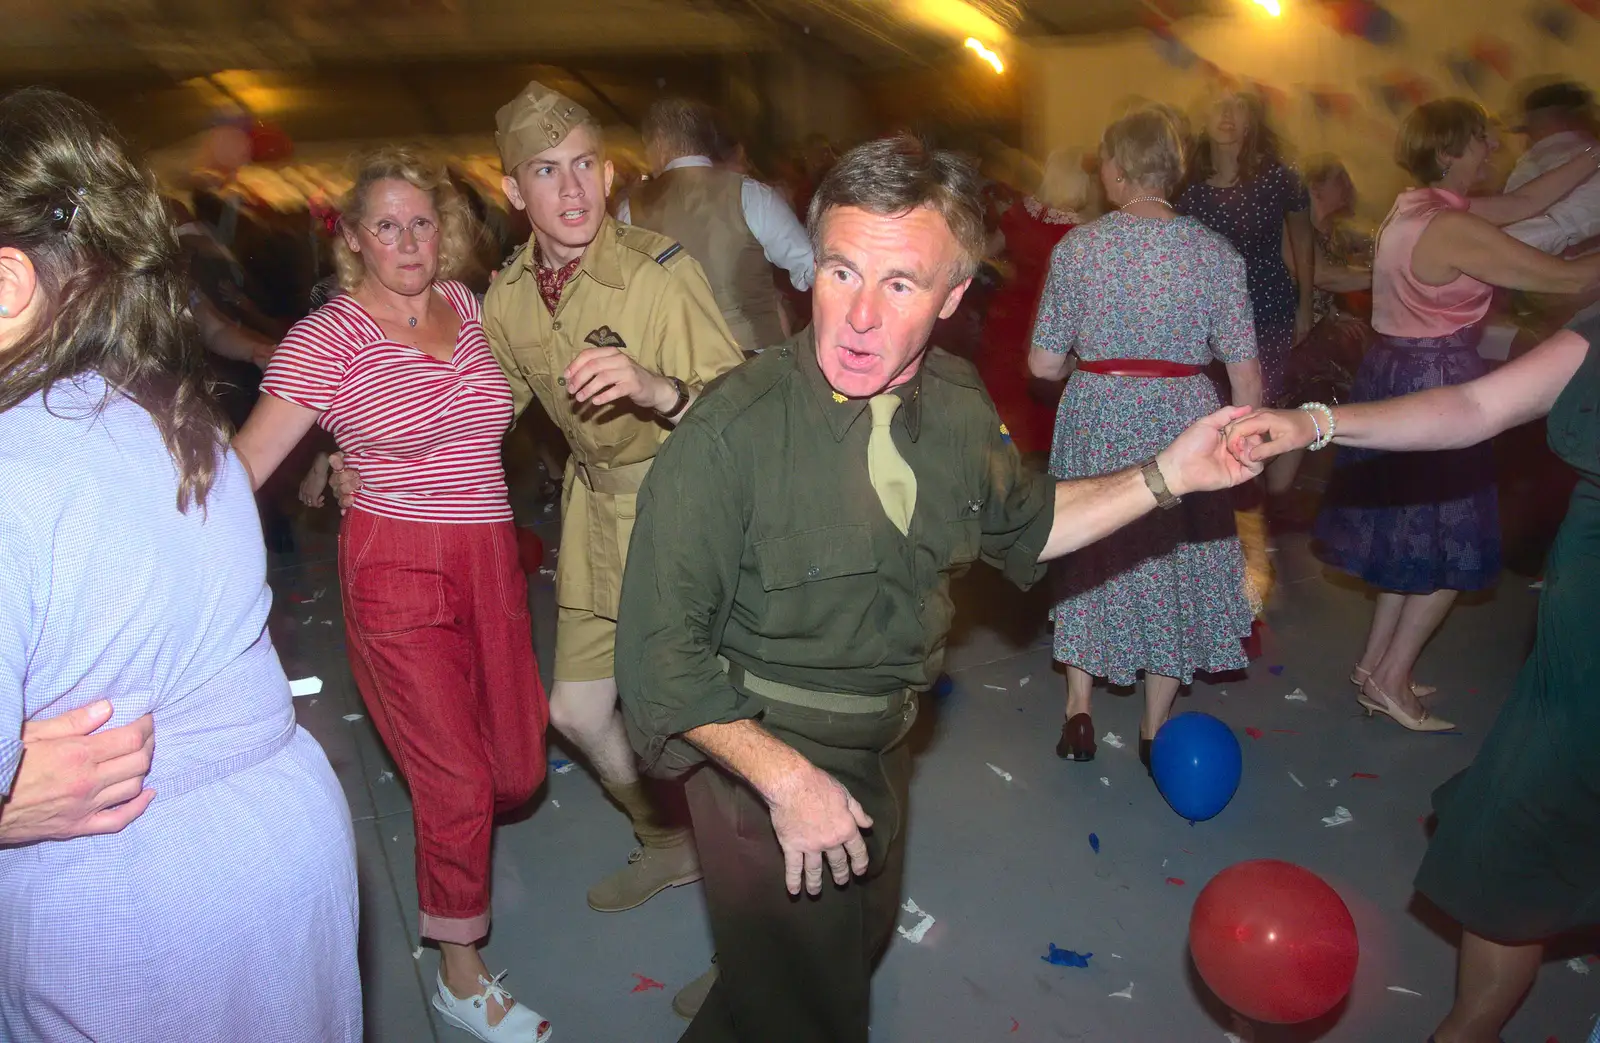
[267,461,1599,1043]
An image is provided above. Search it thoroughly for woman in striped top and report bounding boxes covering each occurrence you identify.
[233,147,553,1043]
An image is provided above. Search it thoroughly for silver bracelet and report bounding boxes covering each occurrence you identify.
[1299,402,1336,451]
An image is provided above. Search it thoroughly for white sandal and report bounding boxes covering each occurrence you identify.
[433,970,552,1043]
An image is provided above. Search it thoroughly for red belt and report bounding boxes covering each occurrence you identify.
[1076,358,1205,378]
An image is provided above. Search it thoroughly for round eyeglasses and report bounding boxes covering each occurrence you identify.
[359,217,439,246]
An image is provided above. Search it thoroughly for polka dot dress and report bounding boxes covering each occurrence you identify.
[1178,161,1309,405]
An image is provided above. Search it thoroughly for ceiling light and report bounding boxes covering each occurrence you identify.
[964,37,1004,73]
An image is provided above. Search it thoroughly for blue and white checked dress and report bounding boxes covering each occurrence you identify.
[0,376,360,1042]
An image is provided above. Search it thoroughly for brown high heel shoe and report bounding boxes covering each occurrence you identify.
[1357,678,1455,732]
[1056,713,1096,761]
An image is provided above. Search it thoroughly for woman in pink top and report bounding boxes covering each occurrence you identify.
[1313,99,1600,733]
[233,148,553,1043]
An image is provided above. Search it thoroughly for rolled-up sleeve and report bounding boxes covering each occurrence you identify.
[977,417,1057,590]
[616,415,759,773]
[0,504,34,795]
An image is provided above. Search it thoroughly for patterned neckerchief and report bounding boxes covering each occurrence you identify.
[535,240,583,316]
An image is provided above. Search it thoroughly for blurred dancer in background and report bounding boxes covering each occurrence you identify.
[977,147,1089,461]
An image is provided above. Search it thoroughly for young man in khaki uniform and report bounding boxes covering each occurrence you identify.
[487,82,747,913]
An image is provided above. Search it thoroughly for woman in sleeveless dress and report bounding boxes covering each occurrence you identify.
[1312,98,1600,732]
[1231,306,1600,1043]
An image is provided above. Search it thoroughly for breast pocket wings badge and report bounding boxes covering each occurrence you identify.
[584,325,628,350]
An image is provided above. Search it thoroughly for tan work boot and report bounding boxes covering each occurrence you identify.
[586,837,702,912]
[672,960,717,1020]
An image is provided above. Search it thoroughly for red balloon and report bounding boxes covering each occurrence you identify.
[515,528,545,574]
[1189,860,1359,1024]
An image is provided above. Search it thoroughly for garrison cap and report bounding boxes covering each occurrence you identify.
[496,81,593,174]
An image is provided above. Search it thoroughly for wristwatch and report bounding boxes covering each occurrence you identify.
[1140,457,1181,510]
[658,375,690,419]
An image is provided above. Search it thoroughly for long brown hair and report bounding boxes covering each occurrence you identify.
[1188,89,1284,186]
[0,88,225,512]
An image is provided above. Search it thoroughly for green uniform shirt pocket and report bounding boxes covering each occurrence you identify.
[947,516,981,568]
[753,523,877,591]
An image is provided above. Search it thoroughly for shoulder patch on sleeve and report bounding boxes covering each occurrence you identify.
[654,242,684,266]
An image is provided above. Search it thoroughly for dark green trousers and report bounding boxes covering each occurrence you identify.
[679,694,917,1043]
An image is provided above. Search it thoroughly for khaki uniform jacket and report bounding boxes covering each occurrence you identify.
[484,215,745,620]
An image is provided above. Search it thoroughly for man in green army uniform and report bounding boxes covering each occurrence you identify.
[615,136,1263,1042]
[485,82,747,914]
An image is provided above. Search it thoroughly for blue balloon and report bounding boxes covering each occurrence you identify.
[1151,712,1242,822]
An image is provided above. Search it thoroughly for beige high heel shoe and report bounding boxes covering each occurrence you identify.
[1357,678,1456,732]
[1350,664,1437,700]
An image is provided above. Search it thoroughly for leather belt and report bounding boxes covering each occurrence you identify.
[571,457,653,496]
[1076,358,1206,378]
[719,656,904,715]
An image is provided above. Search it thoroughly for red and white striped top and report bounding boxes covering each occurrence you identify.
[261,281,514,524]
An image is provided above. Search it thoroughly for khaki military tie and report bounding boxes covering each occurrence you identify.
[868,394,917,535]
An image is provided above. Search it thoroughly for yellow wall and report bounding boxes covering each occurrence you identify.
[1024,1,1600,221]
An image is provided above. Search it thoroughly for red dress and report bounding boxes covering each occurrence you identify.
[977,196,1079,455]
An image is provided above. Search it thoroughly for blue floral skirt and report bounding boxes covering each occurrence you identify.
[1312,326,1501,594]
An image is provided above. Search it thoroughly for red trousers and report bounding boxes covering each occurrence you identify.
[339,511,548,944]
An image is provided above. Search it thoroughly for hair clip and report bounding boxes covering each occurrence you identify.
[50,187,87,230]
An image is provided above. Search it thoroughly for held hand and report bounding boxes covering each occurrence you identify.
[1295,303,1313,345]
[1223,408,1319,464]
[1156,406,1264,496]
[299,453,332,508]
[0,701,156,844]
[562,346,674,411]
[768,764,874,896]
[326,452,362,513]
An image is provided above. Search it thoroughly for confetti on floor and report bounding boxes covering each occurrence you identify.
[1019,676,1031,687]
[1352,772,1380,780]
[550,759,576,775]
[1089,833,1100,854]
[1042,944,1092,968]
[412,945,423,960]
[1100,777,1111,787]
[983,684,1009,691]
[1102,732,1126,749]
[1166,877,1186,886]
[1288,772,1305,788]
[631,974,665,993]
[1009,1018,1019,1033]
[1322,806,1354,827]
[551,800,560,809]
[343,713,364,723]
[987,762,1014,783]
[289,676,323,697]
[1109,982,1135,999]
[1327,778,1339,787]
[1244,727,1264,740]
[1268,665,1285,676]
[1284,688,1309,701]
[898,898,936,943]
[376,770,395,784]
[1567,957,1591,975]
[1387,986,1422,996]
[1530,579,1545,589]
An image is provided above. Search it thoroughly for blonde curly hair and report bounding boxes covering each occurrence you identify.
[333,146,479,292]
